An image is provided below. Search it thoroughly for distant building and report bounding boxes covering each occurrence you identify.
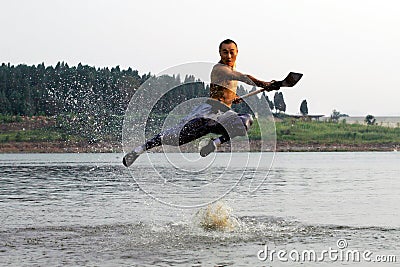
[273,114,325,121]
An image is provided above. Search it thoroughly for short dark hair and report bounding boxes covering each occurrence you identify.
[219,39,237,50]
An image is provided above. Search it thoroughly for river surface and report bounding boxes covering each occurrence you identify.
[0,152,399,266]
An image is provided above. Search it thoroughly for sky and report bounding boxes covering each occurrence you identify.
[1,0,399,116]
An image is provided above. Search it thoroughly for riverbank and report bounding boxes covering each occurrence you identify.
[1,116,399,153]
[0,140,397,153]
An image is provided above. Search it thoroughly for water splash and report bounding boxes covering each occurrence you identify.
[195,201,240,231]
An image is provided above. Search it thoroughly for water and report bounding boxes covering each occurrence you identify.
[0,152,399,266]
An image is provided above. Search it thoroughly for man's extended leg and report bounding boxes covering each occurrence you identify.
[123,117,214,167]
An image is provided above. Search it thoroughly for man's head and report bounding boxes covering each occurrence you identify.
[219,39,238,68]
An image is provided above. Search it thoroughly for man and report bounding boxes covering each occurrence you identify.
[123,39,280,167]
[200,39,280,156]
[210,39,273,107]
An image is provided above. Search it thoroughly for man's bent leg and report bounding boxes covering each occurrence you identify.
[214,113,253,144]
[200,113,253,157]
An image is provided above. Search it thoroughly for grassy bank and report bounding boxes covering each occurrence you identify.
[246,118,400,151]
[0,115,399,152]
[275,119,400,145]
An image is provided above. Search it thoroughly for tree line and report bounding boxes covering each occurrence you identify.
[0,62,292,117]
[1,63,285,141]
[0,62,150,116]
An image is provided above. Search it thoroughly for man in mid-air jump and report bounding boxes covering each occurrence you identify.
[123,39,281,167]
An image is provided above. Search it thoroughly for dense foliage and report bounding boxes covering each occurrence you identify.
[0,63,270,142]
[0,62,148,116]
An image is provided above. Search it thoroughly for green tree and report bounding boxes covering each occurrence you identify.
[300,99,308,115]
[365,114,376,125]
[274,92,286,113]
[330,109,349,123]
[263,92,274,111]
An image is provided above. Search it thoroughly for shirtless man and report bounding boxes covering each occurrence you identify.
[122,39,280,167]
[199,39,279,156]
[210,39,274,107]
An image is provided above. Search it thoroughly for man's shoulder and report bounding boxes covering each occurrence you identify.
[212,63,231,74]
[212,62,228,69]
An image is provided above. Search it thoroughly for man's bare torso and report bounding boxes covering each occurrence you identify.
[210,63,238,107]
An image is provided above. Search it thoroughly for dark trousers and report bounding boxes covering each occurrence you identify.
[144,113,253,151]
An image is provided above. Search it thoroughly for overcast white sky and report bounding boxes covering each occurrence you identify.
[1,0,399,116]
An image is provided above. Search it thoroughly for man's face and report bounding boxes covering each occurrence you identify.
[219,43,238,67]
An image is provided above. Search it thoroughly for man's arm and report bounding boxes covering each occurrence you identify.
[213,64,277,91]
[245,75,272,90]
